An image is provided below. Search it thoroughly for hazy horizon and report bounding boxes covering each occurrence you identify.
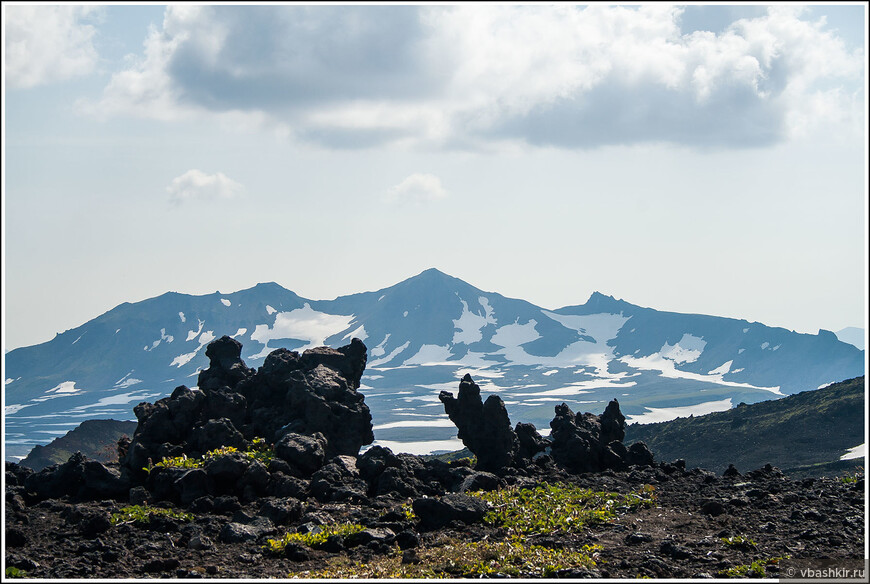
[3,3,867,351]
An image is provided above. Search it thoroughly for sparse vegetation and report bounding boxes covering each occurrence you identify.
[110,505,194,526]
[839,466,863,484]
[471,482,656,536]
[265,523,366,554]
[143,437,274,474]
[290,537,601,578]
[717,555,789,578]
[720,535,758,551]
[5,567,28,579]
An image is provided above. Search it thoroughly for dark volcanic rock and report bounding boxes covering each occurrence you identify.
[197,336,256,391]
[23,452,128,502]
[120,337,373,487]
[548,399,638,473]
[439,374,518,472]
[412,493,488,529]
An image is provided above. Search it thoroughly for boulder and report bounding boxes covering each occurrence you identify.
[412,493,488,529]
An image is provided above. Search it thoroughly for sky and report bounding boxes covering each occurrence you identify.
[2,2,868,352]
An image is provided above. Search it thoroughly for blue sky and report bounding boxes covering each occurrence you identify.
[2,2,867,350]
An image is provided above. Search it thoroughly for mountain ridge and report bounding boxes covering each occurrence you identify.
[4,269,864,461]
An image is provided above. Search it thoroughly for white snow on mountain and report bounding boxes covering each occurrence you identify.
[368,340,410,367]
[186,319,205,341]
[47,381,82,394]
[266,305,276,315]
[452,298,497,344]
[370,438,464,456]
[708,360,733,376]
[627,398,733,424]
[171,329,216,367]
[343,325,368,342]
[373,418,455,430]
[249,303,356,358]
[371,334,391,357]
[660,334,706,364]
[179,312,186,323]
[840,443,865,461]
[403,344,454,366]
[221,298,231,306]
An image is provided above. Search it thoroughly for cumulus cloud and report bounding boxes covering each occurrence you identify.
[87,5,864,149]
[166,170,245,205]
[4,5,101,89]
[384,174,448,205]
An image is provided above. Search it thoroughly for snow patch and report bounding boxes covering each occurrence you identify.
[627,398,733,424]
[221,298,231,307]
[840,444,865,461]
[186,319,205,341]
[708,360,733,376]
[369,438,464,456]
[47,381,82,394]
[761,342,770,350]
[343,325,368,342]
[378,295,385,302]
[373,418,455,430]
[453,298,497,344]
[179,312,186,323]
[249,303,355,358]
[403,344,453,366]
[171,330,215,368]
[146,328,174,351]
[371,334,391,357]
[368,340,410,367]
[660,334,706,364]
[403,311,408,317]
[5,404,29,415]
[543,369,559,376]
[231,328,247,338]
[72,334,84,345]
[266,305,276,315]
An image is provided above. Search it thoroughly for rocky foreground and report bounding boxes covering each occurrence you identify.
[4,337,866,579]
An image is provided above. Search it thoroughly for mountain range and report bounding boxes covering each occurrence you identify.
[4,268,865,461]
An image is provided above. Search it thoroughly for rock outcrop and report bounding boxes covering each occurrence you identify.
[120,337,373,484]
[439,374,518,472]
[439,374,654,474]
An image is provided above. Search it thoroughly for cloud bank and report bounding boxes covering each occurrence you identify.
[88,5,864,150]
[166,170,245,205]
[4,5,101,88]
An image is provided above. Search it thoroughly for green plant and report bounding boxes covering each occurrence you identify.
[471,482,655,536]
[720,535,758,550]
[143,438,274,474]
[265,523,366,554]
[839,466,863,484]
[5,567,28,579]
[718,556,789,578]
[289,537,601,579]
[110,504,194,526]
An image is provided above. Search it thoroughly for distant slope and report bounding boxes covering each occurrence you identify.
[20,419,137,471]
[624,377,865,476]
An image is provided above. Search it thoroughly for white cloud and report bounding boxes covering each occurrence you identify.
[85,5,864,150]
[384,173,448,205]
[4,5,101,88]
[166,170,245,204]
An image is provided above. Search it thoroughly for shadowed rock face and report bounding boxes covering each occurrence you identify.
[549,399,636,473]
[439,374,518,472]
[120,336,373,481]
